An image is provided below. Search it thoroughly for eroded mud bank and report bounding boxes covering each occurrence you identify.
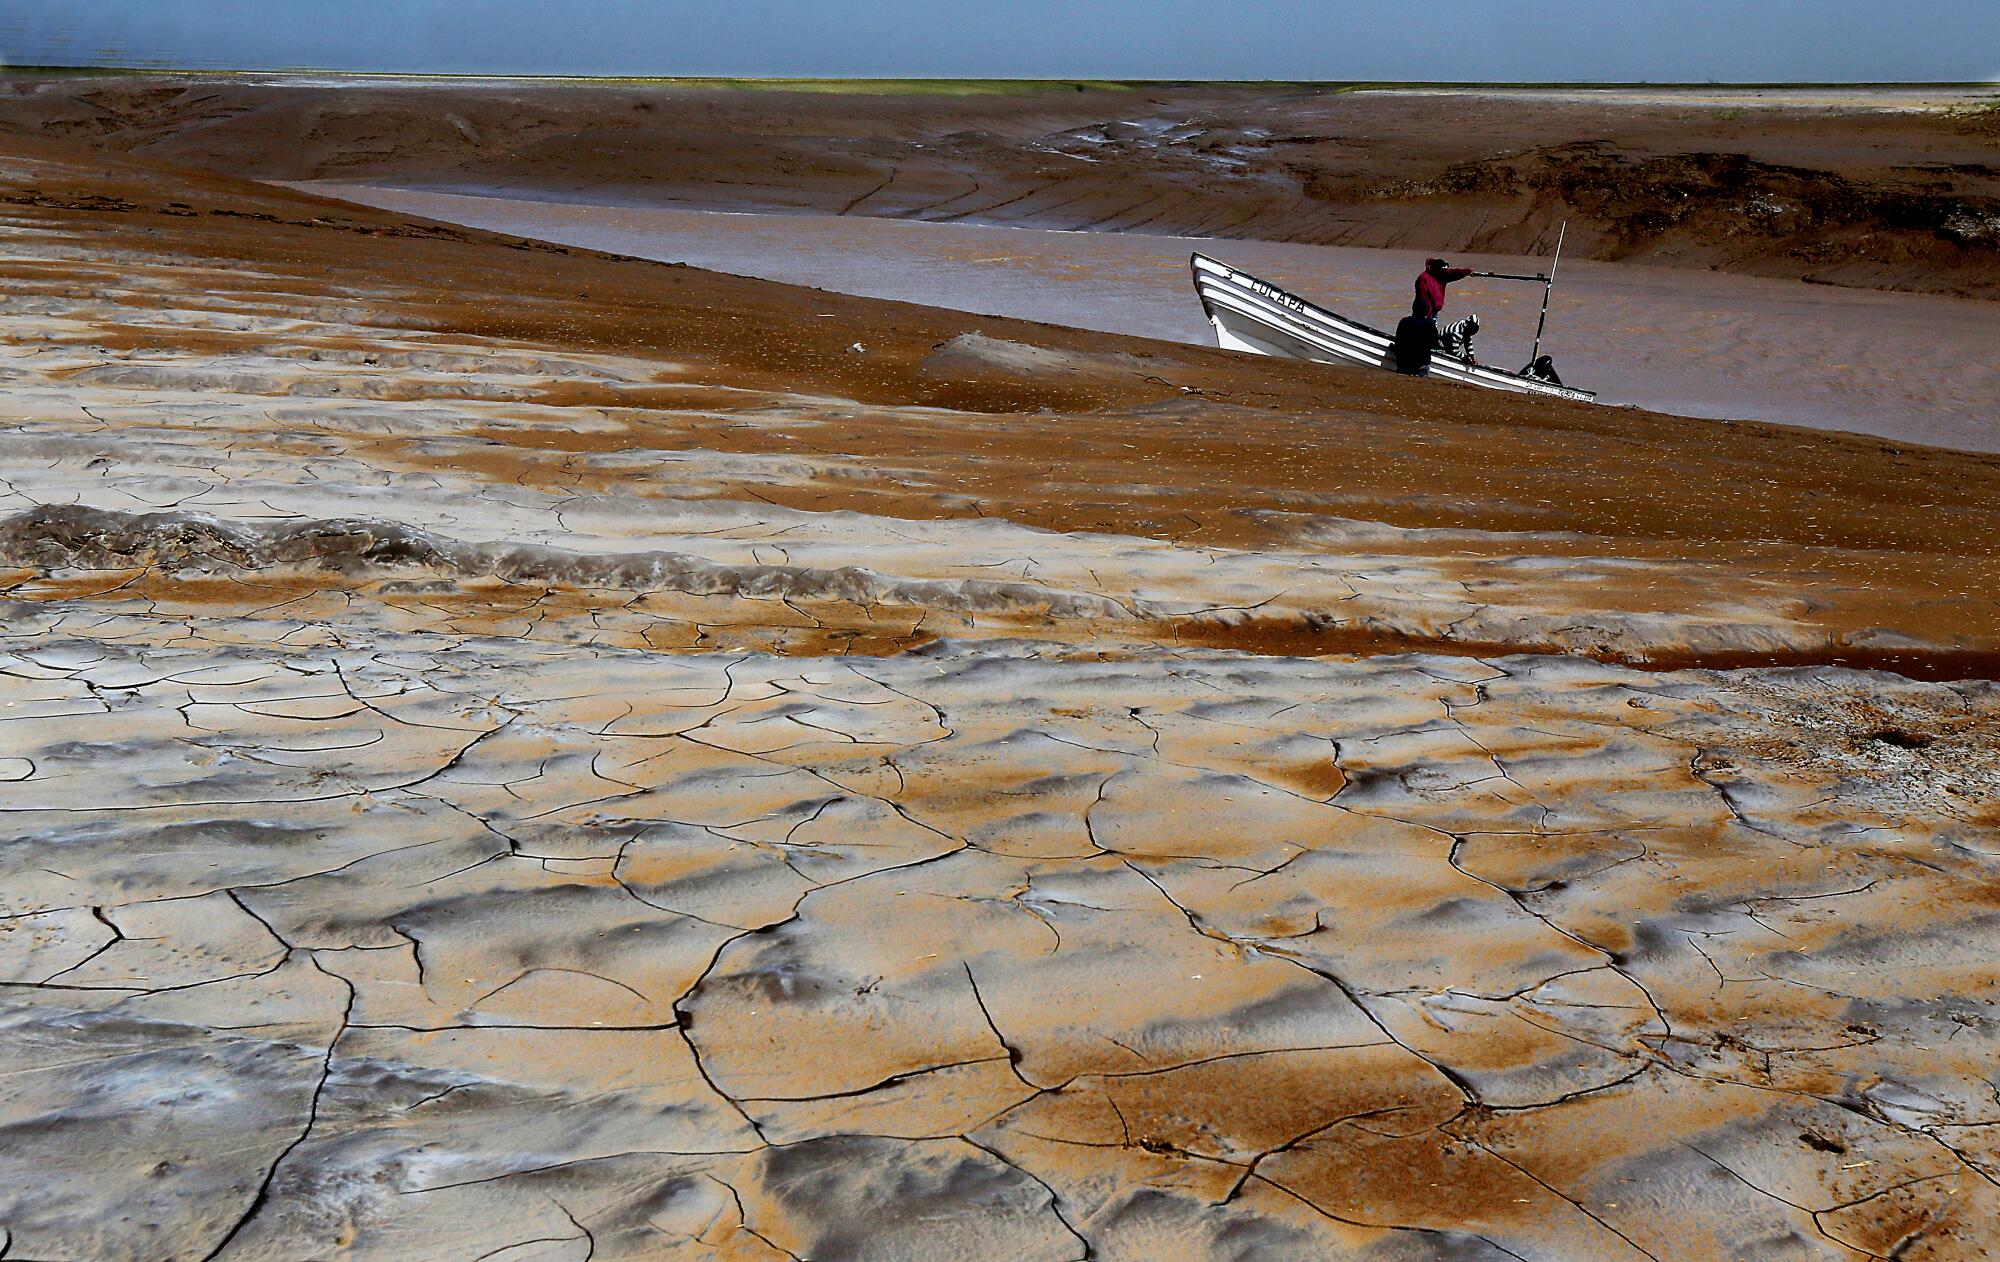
[6,76,1998,298]
[2,132,1998,1260]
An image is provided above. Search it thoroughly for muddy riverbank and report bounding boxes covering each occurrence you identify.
[2,122,1998,1261]
[307,182,2000,450]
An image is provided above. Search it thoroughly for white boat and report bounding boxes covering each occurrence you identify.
[1190,253,1597,404]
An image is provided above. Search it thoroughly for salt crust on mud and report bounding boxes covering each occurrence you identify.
[0,309,1952,663]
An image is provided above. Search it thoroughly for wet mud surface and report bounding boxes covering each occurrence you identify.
[2,131,1999,1260]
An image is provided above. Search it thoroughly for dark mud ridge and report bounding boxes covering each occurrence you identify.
[0,504,1129,620]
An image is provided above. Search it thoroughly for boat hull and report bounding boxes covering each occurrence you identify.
[1191,253,1597,404]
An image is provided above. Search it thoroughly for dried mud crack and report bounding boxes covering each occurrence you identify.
[0,121,1997,1261]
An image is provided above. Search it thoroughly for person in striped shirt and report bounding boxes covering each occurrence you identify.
[1438,313,1481,365]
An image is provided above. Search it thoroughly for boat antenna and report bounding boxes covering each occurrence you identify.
[1528,221,1566,369]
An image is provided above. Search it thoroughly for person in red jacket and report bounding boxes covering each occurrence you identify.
[1413,257,1475,320]
[1394,257,1477,374]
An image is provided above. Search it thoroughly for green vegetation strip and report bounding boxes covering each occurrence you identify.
[1,65,1995,98]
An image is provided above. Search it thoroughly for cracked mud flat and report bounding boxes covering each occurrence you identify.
[3,135,2000,1260]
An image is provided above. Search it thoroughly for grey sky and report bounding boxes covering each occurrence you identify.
[3,1,1995,82]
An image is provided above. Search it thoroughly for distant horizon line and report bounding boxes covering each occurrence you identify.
[2,64,1996,89]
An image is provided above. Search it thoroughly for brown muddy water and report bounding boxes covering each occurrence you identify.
[306,182,2000,453]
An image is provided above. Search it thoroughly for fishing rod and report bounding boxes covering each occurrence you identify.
[1527,221,1566,369]
[1470,220,1568,368]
